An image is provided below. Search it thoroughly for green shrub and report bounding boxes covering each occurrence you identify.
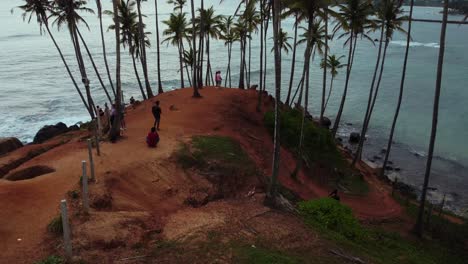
[298,198,364,240]
[47,215,63,235]
[34,255,64,264]
[235,246,300,264]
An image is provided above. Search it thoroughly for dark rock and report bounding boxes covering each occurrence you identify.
[374,38,379,42]
[5,165,55,181]
[320,117,332,128]
[373,155,382,160]
[349,132,361,144]
[0,137,23,156]
[68,125,80,131]
[346,123,353,126]
[385,166,394,171]
[337,137,343,142]
[249,84,258,90]
[381,148,387,154]
[33,122,69,144]
[388,161,393,165]
[395,167,401,171]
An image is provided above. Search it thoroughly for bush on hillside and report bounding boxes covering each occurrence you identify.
[47,215,63,235]
[34,255,64,264]
[298,198,364,240]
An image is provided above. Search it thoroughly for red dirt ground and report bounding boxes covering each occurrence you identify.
[0,87,403,263]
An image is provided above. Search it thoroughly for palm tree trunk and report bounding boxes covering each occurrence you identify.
[71,25,95,119]
[76,28,113,105]
[131,51,146,100]
[96,0,115,97]
[190,0,201,97]
[332,33,355,137]
[263,2,271,94]
[238,37,245,89]
[225,43,232,87]
[178,42,185,88]
[267,0,281,202]
[248,36,251,88]
[286,13,298,106]
[353,24,385,165]
[44,23,89,114]
[154,0,164,94]
[110,0,122,141]
[185,64,192,87]
[257,0,265,111]
[324,76,334,112]
[136,0,153,98]
[415,0,448,237]
[320,11,328,124]
[205,37,212,86]
[382,0,415,178]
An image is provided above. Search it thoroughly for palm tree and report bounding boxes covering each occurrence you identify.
[168,0,186,12]
[320,54,346,113]
[136,0,153,98]
[52,0,96,119]
[15,0,90,116]
[415,0,449,237]
[284,9,300,106]
[267,0,282,202]
[243,0,260,89]
[331,0,375,137]
[381,0,413,178]
[353,0,406,165]
[271,28,292,54]
[106,0,149,99]
[189,0,201,97]
[110,0,122,141]
[95,0,116,97]
[233,18,248,89]
[154,0,164,94]
[163,12,189,88]
[257,0,266,112]
[183,48,194,87]
[221,15,237,88]
[195,6,223,86]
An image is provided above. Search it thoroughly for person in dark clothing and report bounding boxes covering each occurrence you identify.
[152,101,162,130]
[329,189,340,201]
[146,127,160,148]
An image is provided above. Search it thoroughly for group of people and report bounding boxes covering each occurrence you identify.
[147,100,162,148]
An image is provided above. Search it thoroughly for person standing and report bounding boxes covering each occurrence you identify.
[215,71,222,87]
[152,101,162,130]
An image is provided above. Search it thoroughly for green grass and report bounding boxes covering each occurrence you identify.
[175,135,257,177]
[298,199,468,264]
[264,109,368,195]
[47,215,63,235]
[34,256,64,264]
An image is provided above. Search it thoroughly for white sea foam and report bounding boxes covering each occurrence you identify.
[390,40,440,48]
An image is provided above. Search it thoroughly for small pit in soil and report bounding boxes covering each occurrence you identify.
[4,165,55,181]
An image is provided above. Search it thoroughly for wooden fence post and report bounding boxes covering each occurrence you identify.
[60,199,72,259]
[87,139,95,180]
[82,160,89,212]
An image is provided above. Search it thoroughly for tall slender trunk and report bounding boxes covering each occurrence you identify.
[267,0,281,201]
[76,28,112,104]
[131,50,146,99]
[205,37,212,86]
[324,76,334,112]
[190,0,201,97]
[382,0,415,177]
[225,42,232,87]
[248,36,251,88]
[44,22,89,114]
[154,0,164,94]
[238,36,245,89]
[353,24,385,165]
[178,42,185,88]
[71,24,95,119]
[415,0,448,237]
[292,18,314,178]
[332,32,355,137]
[257,0,265,111]
[286,13,298,106]
[185,63,192,87]
[355,39,389,163]
[263,8,270,94]
[110,0,122,140]
[320,11,328,124]
[197,0,205,88]
[136,0,153,98]
[96,0,115,97]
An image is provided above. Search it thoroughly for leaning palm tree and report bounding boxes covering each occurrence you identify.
[95,0,116,97]
[189,0,201,97]
[353,0,406,165]
[154,0,164,94]
[163,12,189,88]
[242,0,260,89]
[220,15,237,88]
[284,5,300,106]
[233,18,248,89]
[52,0,96,119]
[182,48,194,87]
[271,28,292,54]
[110,0,122,141]
[135,0,153,98]
[15,0,90,116]
[381,0,414,178]
[415,0,449,237]
[331,0,375,137]
[320,54,346,113]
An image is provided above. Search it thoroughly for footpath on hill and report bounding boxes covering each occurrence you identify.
[0,87,402,263]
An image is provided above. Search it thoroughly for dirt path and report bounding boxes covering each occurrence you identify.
[0,87,402,263]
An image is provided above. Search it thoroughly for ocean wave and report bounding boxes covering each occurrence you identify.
[390,40,440,48]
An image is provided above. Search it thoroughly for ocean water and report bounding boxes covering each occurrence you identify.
[0,1,467,215]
